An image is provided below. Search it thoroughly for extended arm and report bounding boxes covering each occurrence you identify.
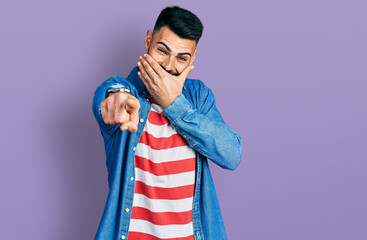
[92,76,140,138]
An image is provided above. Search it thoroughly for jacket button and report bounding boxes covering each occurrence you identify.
[121,236,126,240]
[133,147,136,151]
[140,118,144,123]
[130,177,134,181]
[125,208,130,212]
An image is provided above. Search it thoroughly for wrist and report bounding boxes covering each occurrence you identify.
[161,94,180,109]
[162,93,191,122]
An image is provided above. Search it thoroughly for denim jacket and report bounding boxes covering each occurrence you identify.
[92,66,243,240]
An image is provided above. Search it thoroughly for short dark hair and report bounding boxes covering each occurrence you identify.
[153,6,204,44]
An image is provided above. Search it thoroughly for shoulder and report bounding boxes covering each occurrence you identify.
[183,77,212,99]
[184,77,209,92]
[183,78,215,111]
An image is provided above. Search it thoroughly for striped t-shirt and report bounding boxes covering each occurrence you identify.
[127,95,196,240]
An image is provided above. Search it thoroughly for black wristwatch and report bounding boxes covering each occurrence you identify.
[106,86,131,98]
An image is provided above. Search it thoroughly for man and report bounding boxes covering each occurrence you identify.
[92,6,242,240]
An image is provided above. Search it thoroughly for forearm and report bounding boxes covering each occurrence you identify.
[163,93,243,170]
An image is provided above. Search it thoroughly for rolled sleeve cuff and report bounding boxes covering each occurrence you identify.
[104,83,128,99]
[162,93,192,124]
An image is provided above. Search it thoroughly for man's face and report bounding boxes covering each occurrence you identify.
[144,26,197,76]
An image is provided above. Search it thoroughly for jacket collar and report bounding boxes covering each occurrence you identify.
[126,66,147,94]
[126,66,187,94]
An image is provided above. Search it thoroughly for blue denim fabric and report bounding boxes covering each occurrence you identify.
[92,66,243,240]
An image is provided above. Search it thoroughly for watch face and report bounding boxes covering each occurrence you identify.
[108,88,118,93]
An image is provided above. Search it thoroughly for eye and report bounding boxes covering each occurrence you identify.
[178,56,187,61]
[158,48,167,54]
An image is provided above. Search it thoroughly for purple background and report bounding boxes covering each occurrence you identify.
[1,0,366,239]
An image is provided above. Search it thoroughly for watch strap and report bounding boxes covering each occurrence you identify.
[106,86,131,98]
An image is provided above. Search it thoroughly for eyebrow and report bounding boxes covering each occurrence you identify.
[156,41,192,57]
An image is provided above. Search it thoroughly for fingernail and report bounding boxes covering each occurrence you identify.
[143,54,147,57]
[137,62,140,66]
[139,56,142,60]
[122,125,128,130]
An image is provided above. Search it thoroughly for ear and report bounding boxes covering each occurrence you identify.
[190,48,198,65]
[144,30,153,52]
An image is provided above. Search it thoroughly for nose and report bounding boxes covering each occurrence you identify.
[161,56,175,73]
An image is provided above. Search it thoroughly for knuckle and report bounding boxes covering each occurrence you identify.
[119,111,129,122]
[115,92,127,101]
[107,97,114,105]
[101,112,107,120]
[116,115,126,124]
[126,97,135,105]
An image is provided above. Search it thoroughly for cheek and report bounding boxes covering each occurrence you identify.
[177,62,190,74]
[177,65,186,74]
[148,50,165,63]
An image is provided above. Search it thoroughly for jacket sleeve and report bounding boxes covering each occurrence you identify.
[92,76,136,138]
[162,81,243,170]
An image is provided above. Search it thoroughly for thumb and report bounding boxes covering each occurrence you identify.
[120,121,138,133]
[179,64,194,81]
[120,107,139,133]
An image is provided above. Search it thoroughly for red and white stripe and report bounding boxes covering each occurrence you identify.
[128,96,196,240]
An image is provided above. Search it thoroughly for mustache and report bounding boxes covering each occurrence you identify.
[161,65,179,76]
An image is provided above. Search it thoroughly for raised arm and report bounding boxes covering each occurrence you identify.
[163,84,243,170]
[137,54,243,170]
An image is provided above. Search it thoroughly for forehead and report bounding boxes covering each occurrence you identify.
[152,26,196,53]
